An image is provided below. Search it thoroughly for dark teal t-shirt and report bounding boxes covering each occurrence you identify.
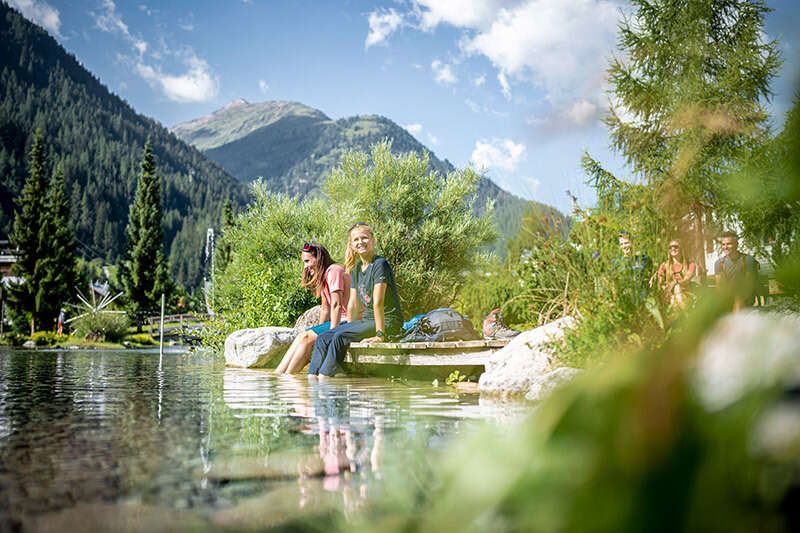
[352,256,404,331]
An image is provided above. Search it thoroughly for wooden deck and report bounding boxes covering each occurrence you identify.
[343,339,509,378]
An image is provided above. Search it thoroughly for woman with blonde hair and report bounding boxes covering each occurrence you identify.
[651,238,696,309]
[308,222,404,377]
[275,242,350,374]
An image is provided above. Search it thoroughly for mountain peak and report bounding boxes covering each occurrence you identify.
[172,99,329,151]
[220,98,250,110]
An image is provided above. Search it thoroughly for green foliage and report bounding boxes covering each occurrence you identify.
[445,370,467,386]
[726,93,800,294]
[0,3,250,286]
[454,260,520,325]
[71,312,129,343]
[208,142,495,346]
[605,0,779,263]
[30,331,62,346]
[119,139,172,324]
[36,165,78,323]
[125,333,156,346]
[7,129,48,333]
[355,309,797,532]
[208,191,334,343]
[7,130,77,333]
[0,332,27,346]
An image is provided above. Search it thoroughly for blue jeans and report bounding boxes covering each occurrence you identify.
[308,320,375,377]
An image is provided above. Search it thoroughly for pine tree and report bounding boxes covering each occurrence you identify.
[603,0,780,268]
[119,139,171,329]
[36,164,78,328]
[8,130,49,334]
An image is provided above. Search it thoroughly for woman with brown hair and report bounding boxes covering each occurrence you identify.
[308,222,404,377]
[651,238,696,309]
[275,242,351,374]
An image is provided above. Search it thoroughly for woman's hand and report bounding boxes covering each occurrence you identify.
[360,336,383,344]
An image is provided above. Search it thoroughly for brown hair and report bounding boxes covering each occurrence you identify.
[344,222,375,273]
[300,243,334,298]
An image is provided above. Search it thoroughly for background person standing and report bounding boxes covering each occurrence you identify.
[714,231,759,311]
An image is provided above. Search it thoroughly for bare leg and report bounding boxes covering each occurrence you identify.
[275,332,306,374]
[285,331,318,374]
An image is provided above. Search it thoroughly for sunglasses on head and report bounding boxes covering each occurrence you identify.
[349,221,368,231]
[302,241,317,253]
[669,244,680,249]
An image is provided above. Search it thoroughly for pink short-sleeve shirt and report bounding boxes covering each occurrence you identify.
[322,264,351,321]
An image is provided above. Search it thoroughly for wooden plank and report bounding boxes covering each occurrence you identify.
[343,349,493,366]
[349,339,508,350]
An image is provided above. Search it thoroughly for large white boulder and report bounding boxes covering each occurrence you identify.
[693,310,800,411]
[224,326,295,368]
[479,316,577,397]
[293,305,321,333]
[525,367,583,402]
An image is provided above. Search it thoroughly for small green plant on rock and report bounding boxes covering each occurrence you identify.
[445,370,467,386]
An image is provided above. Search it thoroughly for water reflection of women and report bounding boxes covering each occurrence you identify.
[309,380,382,500]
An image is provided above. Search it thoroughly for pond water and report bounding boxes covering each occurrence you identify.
[0,347,530,531]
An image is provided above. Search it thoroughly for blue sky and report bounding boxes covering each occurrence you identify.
[9,0,800,214]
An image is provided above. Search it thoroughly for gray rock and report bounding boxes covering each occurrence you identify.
[224,326,295,368]
[693,310,800,411]
[22,340,36,349]
[293,305,321,333]
[479,316,576,397]
[525,367,582,402]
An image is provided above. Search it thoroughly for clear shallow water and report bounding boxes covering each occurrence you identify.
[0,347,529,531]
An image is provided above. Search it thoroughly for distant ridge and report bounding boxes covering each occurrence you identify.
[173,100,566,247]
[0,3,250,285]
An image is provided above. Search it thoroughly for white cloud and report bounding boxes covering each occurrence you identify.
[427,132,439,145]
[376,0,623,131]
[464,98,480,113]
[414,0,502,31]
[462,0,621,100]
[258,79,269,93]
[431,59,457,85]
[470,138,526,173]
[497,71,511,100]
[404,123,423,135]
[566,99,599,125]
[8,0,62,37]
[473,74,486,87]
[137,53,219,103]
[93,0,148,57]
[179,22,194,32]
[365,8,404,48]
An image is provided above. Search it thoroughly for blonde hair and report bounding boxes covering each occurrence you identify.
[344,222,375,273]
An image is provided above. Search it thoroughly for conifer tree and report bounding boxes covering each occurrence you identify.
[36,165,78,328]
[8,130,49,334]
[601,0,780,267]
[119,139,171,328]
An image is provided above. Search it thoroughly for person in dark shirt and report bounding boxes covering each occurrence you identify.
[714,231,759,311]
[308,222,404,377]
[617,231,652,302]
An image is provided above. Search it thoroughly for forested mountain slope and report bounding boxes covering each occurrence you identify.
[0,3,250,286]
[174,99,565,250]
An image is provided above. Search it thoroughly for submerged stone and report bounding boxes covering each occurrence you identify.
[203,451,324,481]
[29,502,207,532]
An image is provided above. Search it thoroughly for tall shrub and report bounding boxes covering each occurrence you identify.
[324,142,495,315]
[207,142,495,345]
